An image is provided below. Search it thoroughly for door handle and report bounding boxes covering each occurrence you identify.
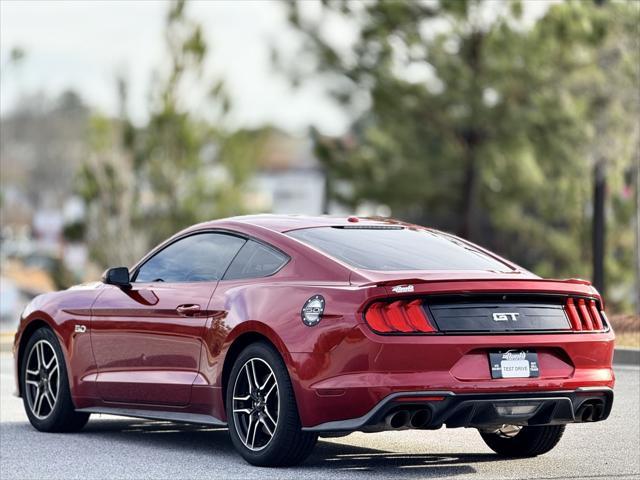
[176,304,201,316]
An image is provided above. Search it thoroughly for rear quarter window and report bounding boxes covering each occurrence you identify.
[223,240,288,280]
[286,226,512,272]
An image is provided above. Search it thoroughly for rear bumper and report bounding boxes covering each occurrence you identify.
[303,387,614,433]
[289,325,615,428]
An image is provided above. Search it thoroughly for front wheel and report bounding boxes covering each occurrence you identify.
[21,327,90,432]
[479,424,565,457]
[226,342,317,466]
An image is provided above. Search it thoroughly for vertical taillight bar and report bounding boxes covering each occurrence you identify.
[365,303,393,332]
[385,301,414,332]
[566,297,606,332]
[405,299,436,332]
[565,298,582,331]
[364,300,437,334]
[576,299,594,330]
[587,300,604,330]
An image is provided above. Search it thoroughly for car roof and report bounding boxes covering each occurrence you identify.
[195,214,417,234]
[165,214,527,280]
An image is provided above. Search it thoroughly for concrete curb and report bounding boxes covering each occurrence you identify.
[613,348,640,366]
[0,333,638,365]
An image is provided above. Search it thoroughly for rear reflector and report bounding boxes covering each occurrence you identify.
[565,297,607,332]
[396,396,445,403]
[365,300,436,333]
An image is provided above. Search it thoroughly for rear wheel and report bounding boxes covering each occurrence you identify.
[226,342,317,466]
[479,424,565,457]
[21,327,90,432]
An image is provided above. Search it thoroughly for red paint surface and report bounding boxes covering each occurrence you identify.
[13,216,615,427]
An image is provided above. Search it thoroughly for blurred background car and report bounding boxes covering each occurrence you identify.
[0,0,638,345]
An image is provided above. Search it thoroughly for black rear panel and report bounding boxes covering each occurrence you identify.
[427,294,571,333]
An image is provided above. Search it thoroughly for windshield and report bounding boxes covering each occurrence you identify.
[287,226,513,272]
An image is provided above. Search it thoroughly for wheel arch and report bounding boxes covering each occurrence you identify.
[15,317,57,397]
[220,322,296,415]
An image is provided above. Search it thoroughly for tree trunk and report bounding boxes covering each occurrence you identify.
[460,136,479,240]
[458,30,484,241]
[322,167,331,215]
[635,153,640,316]
[592,160,606,294]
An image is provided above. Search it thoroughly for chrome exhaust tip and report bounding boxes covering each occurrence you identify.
[577,399,605,422]
[580,405,594,422]
[385,410,410,429]
[592,403,604,421]
[409,409,432,429]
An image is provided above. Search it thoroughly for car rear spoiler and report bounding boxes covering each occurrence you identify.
[351,275,600,303]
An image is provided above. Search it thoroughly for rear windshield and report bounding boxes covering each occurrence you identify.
[287,227,512,271]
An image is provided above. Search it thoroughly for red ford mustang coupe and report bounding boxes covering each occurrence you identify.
[13,215,614,466]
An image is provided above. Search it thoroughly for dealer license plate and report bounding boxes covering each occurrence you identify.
[489,351,539,379]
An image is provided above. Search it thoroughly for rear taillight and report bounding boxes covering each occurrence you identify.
[364,300,437,334]
[565,297,607,332]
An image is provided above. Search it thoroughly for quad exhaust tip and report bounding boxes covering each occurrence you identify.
[581,405,594,422]
[576,400,605,422]
[410,409,432,429]
[385,410,411,429]
[385,408,433,430]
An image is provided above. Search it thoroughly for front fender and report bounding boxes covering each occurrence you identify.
[13,310,59,397]
[13,287,101,403]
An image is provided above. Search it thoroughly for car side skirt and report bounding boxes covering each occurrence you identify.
[75,407,227,427]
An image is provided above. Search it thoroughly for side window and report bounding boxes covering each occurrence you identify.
[134,233,246,283]
[223,240,288,280]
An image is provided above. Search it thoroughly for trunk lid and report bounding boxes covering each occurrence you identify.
[353,271,604,334]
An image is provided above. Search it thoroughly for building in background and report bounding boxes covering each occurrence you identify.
[252,132,326,215]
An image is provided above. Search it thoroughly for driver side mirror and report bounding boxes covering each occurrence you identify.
[102,267,131,289]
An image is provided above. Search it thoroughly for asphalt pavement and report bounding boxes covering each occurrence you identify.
[1,353,638,480]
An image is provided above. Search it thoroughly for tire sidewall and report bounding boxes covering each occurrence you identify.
[226,342,297,464]
[21,327,71,431]
[479,425,565,457]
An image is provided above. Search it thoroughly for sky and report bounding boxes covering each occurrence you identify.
[0,0,555,136]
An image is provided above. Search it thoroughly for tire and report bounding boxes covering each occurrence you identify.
[479,425,566,457]
[21,327,90,432]
[226,341,317,467]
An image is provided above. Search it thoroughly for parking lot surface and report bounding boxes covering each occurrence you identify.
[1,354,638,479]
